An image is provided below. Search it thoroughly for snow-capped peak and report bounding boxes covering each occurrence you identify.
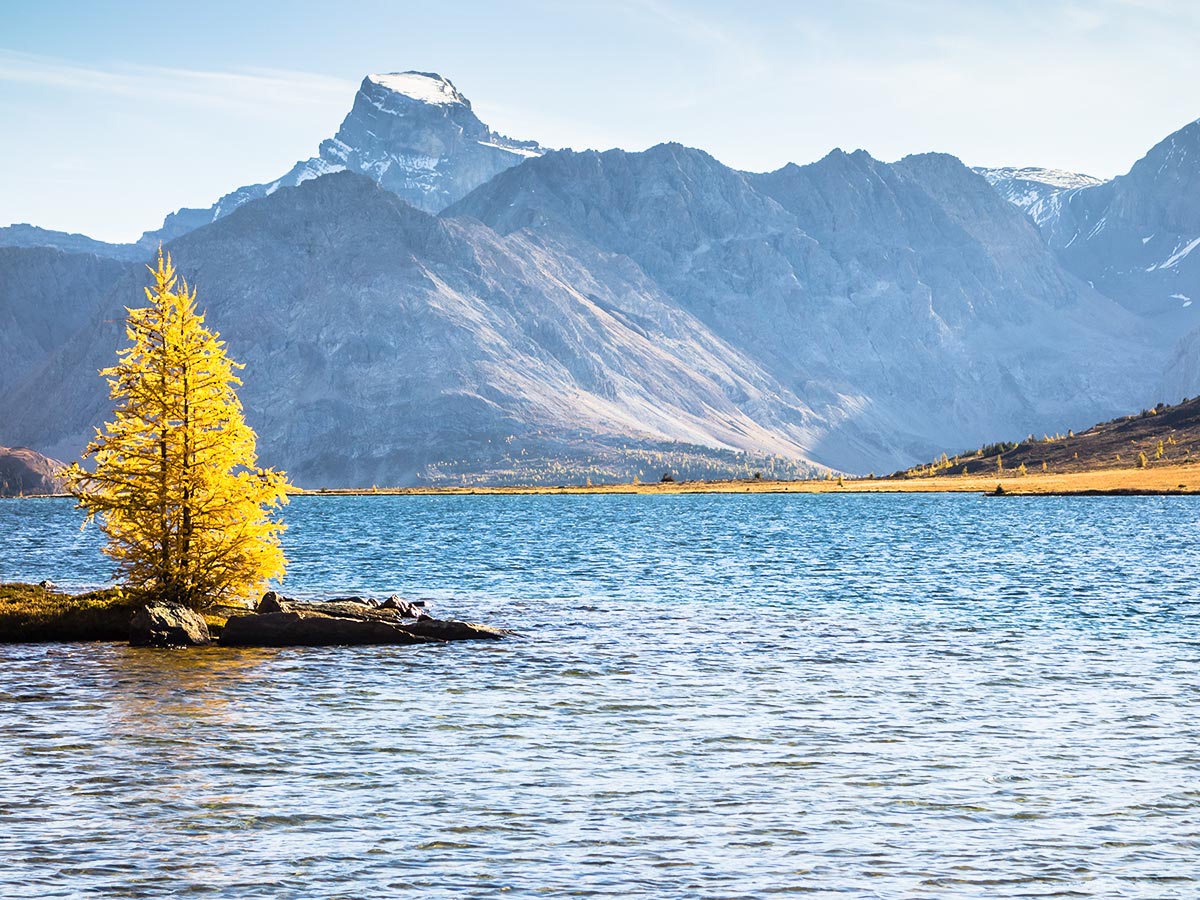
[366,72,467,107]
[975,166,1104,192]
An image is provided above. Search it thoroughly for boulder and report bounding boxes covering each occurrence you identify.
[403,618,507,642]
[380,596,429,618]
[221,596,509,647]
[328,596,378,607]
[129,602,212,648]
[257,592,429,620]
[220,611,436,647]
[257,591,291,614]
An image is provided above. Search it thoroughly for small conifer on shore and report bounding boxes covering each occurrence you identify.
[64,251,289,608]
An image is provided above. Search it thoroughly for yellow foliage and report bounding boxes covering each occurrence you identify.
[64,250,289,608]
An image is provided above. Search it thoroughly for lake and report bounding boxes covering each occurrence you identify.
[1,493,1198,898]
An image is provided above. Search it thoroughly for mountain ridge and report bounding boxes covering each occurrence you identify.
[2,70,1196,483]
[1,172,828,486]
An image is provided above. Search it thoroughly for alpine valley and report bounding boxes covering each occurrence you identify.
[2,72,1198,486]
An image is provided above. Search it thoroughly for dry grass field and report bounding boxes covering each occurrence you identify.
[297,461,1200,497]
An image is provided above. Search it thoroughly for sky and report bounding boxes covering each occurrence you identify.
[2,0,1199,242]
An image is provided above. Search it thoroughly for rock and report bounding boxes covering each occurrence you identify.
[37,579,55,590]
[327,596,376,606]
[313,599,387,619]
[218,599,508,647]
[220,611,436,647]
[218,590,505,646]
[380,596,429,618]
[257,591,291,614]
[403,618,508,642]
[129,602,212,648]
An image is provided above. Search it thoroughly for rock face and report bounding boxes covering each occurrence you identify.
[0,446,67,496]
[129,602,212,648]
[140,72,543,245]
[0,248,130,396]
[219,593,506,646]
[0,143,1165,479]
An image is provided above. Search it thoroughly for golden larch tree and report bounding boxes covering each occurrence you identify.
[66,250,289,608]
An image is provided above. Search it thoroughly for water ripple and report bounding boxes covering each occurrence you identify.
[1,494,1198,897]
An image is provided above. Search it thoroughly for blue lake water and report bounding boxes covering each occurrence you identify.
[1,493,1198,898]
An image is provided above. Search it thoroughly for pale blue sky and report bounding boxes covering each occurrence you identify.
[3,0,1198,242]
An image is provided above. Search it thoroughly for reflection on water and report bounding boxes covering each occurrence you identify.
[1,494,1198,897]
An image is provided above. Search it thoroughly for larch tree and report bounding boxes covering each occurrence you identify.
[65,249,289,609]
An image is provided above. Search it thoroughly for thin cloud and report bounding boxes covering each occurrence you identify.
[0,51,355,118]
[611,0,771,88]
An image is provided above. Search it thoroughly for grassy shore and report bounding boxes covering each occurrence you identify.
[293,461,1200,497]
[0,583,247,643]
[0,583,136,642]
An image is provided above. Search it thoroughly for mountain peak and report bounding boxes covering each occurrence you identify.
[365,71,469,108]
[135,69,542,245]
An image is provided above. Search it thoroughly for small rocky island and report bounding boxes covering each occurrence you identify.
[0,583,509,647]
[135,592,509,648]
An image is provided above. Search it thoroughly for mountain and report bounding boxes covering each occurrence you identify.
[0,247,130,395]
[0,224,142,261]
[2,71,1187,483]
[0,446,66,496]
[139,72,543,246]
[984,119,1200,342]
[1,172,824,487]
[450,143,1156,472]
[972,166,1104,226]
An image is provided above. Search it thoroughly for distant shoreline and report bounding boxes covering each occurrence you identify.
[287,462,1200,497]
[10,462,1200,501]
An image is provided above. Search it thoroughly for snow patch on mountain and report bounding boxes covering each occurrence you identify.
[479,140,542,158]
[973,166,1106,227]
[977,166,1105,193]
[1148,236,1200,271]
[367,72,467,106]
[266,158,346,197]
